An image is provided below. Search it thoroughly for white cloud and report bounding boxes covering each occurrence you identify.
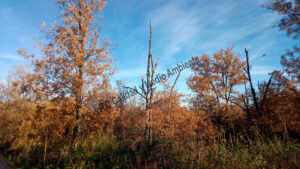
[114,67,145,79]
[251,65,276,75]
[145,0,280,63]
[0,53,24,61]
[148,0,204,61]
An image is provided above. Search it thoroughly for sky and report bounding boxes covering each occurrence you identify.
[0,0,297,97]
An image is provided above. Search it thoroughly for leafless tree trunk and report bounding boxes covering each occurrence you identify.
[244,49,260,116]
[244,48,273,118]
[126,21,159,145]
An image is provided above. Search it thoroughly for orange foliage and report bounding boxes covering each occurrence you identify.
[188,48,247,132]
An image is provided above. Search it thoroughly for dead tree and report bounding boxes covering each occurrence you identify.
[126,21,158,144]
[244,48,273,118]
[244,49,260,116]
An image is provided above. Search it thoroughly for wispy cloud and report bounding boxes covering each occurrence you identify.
[251,65,276,76]
[114,67,146,79]
[0,53,24,61]
[148,0,204,62]
[145,0,280,62]
[0,0,295,95]
[140,0,282,91]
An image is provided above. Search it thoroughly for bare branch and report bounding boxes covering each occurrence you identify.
[124,86,146,99]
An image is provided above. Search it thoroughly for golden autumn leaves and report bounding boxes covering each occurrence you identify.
[11,0,299,150]
[17,0,115,145]
[0,0,299,168]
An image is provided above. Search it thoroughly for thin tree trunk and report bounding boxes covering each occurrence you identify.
[244,48,260,115]
[43,129,48,168]
[72,0,85,146]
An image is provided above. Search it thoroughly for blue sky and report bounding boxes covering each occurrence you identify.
[0,0,297,96]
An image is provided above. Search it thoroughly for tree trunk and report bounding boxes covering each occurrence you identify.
[72,0,85,146]
[43,130,48,168]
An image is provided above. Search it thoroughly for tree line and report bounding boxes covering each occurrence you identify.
[0,0,299,168]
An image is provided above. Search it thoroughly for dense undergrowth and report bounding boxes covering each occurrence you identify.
[1,0,299,169]
[4,134,299,169]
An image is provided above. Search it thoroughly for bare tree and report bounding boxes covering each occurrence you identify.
[244,49,273,117]
[125,21,158,144]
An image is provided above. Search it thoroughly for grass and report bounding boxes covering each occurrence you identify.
[5,134,300,169]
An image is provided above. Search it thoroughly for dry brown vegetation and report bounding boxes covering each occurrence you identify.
[0,0,299,168]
